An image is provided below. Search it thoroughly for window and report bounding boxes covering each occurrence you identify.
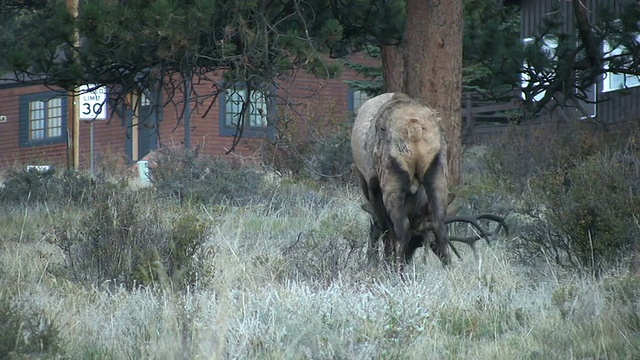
[521,35,597,118]
[30,98,63,140]
[19,92,67,147]
[349,89,372,114]
[602,35,640,92]
[140,91,151,106]
[219,84,271,137]
[521,36,558,102]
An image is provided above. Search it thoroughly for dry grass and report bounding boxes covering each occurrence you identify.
[1,182,639,359]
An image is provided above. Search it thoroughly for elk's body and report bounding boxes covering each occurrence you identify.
[351,93,394,189]
[352,93,450,266]
[352,93,508,268]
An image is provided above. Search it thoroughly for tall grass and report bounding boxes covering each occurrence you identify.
[1,177,638,359]
[1,137,639,359]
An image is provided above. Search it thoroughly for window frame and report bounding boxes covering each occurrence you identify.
[602,34,640,93]
[219,83,273,138]
[521,35,597,119]
[348,88,372,115]
[19,92,68,147]
[521,36,558,102]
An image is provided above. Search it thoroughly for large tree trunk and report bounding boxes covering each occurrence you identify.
[381,44,405,93]
[403,0,464,188]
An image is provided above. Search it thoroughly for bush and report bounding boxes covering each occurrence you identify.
[436,301,527,340]
[506,148,640,272]
[0,167,95,204]
[0,295,62,358]
[477,120,640,273]
[252,99,358,184]
[150,147,265,205]
[134,211,210,288]
[279,213,366,283]
[602,276,640,332]
[47,182,209,289]
[484,120,606,193]
[306,126,356,184]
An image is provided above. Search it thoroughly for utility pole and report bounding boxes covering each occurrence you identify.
[66,0,80,170]
[184,73,192,149]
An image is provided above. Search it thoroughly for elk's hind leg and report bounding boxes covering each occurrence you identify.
[424,152,451,265]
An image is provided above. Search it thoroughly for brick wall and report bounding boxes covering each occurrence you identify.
[0,53,380,170]
[0,84,69,169]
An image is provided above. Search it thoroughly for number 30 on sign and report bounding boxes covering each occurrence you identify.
[78,84,108,120]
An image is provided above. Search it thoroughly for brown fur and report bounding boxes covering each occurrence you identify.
[353,93,450,268]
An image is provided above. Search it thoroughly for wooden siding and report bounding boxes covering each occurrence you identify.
[144,56,372,158]
[598,87,640,124]
[77,111,129,170]
[520,0,634,38]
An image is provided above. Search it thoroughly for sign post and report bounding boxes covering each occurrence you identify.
[78,84,108,177]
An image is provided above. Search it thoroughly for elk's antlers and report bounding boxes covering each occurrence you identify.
[361,201,509,260]
[416,214,509,259]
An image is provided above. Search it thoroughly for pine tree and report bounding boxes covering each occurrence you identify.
[517,0,640,115]
[463,0,521,98]
[0,0,351,152]
[330,0,522,100]
[0,0,344,107]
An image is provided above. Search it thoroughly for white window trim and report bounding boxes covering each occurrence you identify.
[521,36,558,102]
[602,34,640,93]
[351,89,371,113]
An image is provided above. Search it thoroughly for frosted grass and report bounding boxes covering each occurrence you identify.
[1,186,638,359]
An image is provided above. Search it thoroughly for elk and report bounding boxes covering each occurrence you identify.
[351,93,507,267]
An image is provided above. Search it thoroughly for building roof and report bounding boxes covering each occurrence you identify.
[0,72,46,89]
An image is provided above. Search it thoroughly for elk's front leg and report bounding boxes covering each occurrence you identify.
[384,191,410,270]
[367,218,381,265]
[379,178,411,271]
[367,177,394,265]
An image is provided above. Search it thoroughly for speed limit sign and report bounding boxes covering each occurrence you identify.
[78,84,108,120]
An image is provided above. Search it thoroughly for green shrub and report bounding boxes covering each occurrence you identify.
[306,125,356,184]
[0,167,95,204]
[551,285,579,320]
[134,212,209,288]
[514,151,640,272]
[436,299,528,340]
[47,182,209,289]
[479,121,640,273]
[278,211,366,283]
[602,275,640,332]
[484,121,606,193]
[0,295,62,359]
[150,147,265,205]
[251,100,358,184]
